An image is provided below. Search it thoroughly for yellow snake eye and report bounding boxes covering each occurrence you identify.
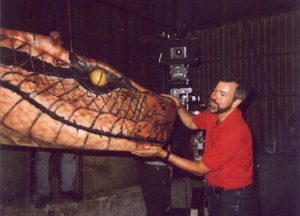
[89,69,107,87]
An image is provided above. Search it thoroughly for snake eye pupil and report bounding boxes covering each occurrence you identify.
[89,69,107,87]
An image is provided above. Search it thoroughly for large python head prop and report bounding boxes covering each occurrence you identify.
[0,28,176,152]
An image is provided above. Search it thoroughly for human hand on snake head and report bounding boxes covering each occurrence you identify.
[161,94,183,109]
[132,144,166,158]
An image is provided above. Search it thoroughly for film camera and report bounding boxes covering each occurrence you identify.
[159,38,201,108]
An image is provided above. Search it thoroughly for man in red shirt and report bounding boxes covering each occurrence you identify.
[133,74,257,216]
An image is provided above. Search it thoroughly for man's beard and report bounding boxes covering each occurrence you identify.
[207,99,233,114]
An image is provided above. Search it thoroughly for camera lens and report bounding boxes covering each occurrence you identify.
[175,49,182,55]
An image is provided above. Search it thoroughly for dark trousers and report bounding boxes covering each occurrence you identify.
[139,163,171,216]
[206,185,259,216]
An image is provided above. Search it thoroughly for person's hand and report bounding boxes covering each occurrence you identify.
[161,94,183,109]
[132,144,165,158]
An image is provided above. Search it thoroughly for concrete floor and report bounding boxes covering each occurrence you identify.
[0,186,146,216]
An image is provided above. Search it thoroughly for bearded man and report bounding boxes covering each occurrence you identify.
[133,74,258,216]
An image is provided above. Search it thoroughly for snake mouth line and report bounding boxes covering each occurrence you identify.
[1,80,167,145]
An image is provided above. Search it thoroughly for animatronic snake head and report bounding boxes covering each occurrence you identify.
[0,28,177,152]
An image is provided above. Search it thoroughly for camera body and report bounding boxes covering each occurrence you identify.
[160,39,199,65]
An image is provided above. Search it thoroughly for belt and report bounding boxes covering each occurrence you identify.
[210,184,253,194]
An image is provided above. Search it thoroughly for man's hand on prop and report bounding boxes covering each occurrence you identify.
[132,144,166,158]
[161,94,183,110]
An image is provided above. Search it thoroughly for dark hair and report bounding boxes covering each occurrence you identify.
[218,73,250,103]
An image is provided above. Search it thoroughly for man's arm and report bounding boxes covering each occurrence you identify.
[132,145,210,176]
[161,94,198,130]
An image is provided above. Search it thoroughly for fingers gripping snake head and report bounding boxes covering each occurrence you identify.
[0,28,177,151]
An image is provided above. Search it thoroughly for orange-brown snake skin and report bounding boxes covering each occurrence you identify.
[0,28,177,152]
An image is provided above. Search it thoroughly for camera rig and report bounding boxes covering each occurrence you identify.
[159,34,206,161]
[159,37,201,110]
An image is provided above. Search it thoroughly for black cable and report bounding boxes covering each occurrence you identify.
[67,0,73,53]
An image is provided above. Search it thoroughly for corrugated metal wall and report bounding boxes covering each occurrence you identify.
[189,11,300,151]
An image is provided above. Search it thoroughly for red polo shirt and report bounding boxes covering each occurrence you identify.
[192,109,253,189]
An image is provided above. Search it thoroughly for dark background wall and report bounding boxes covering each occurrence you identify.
[1,0,300,215]
[1,0,299,90]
